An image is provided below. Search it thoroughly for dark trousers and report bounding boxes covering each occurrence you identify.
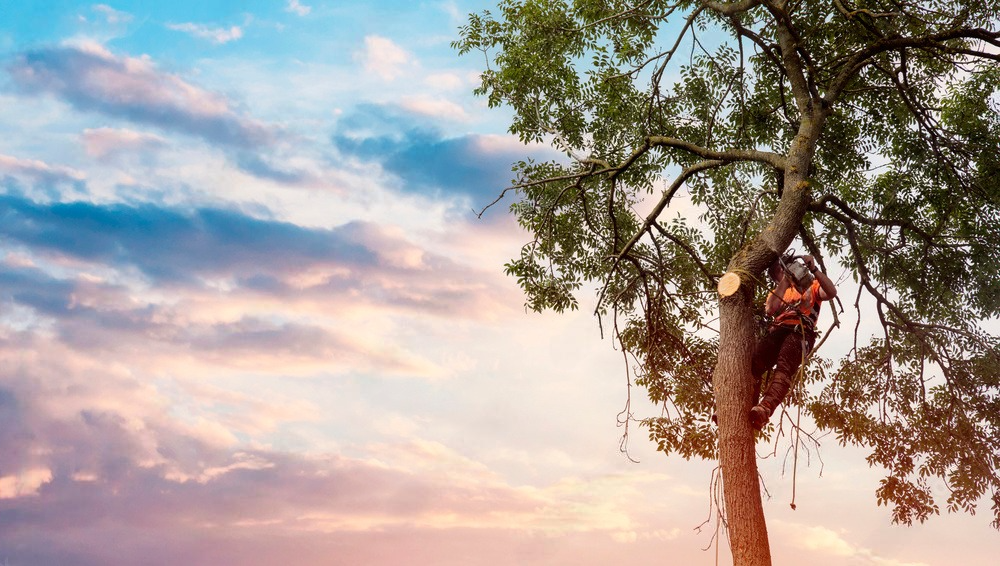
[751,326,815,415]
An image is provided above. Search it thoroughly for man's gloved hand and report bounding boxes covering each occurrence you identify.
[802,255,818,273]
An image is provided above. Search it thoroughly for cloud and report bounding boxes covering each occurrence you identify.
[0,153,86,184]
[91,4,133,25]
[332,104,554,201]
[233,152,313,184]
[0,344,672,565]
[0,192,521,382]
[773,521,931,566]
[0,338,200,477]
[0,194,369,283]
[0,467,53,498]
[378,133,521,199]
[400,94,469,121]
[357,35,412,81]
[423,72,466,91]
[286,0,312,16]
[81,127,167,159]
[182,317,432,374]
[0,194,515,321]
[167,22,244,44]
[440,0,462,24]
[8,42,275,148]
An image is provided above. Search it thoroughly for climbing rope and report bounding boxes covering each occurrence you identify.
[762,262,827,511]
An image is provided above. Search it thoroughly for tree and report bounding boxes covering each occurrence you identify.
[455,1,1000,564]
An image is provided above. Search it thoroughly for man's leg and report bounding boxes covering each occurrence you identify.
[751,330,807,429]
[712,328,784,425]
[751,328,786,402]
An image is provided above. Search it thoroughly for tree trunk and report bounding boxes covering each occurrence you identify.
[713,125,822,564]
[715,281,772,565]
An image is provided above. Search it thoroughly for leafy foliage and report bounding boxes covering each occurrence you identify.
[456,0,1000,529]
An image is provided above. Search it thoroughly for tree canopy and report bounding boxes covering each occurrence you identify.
[456,0,1000,562]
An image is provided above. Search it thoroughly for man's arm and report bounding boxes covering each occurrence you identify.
[803,255,837,301]
[765,275,792,316]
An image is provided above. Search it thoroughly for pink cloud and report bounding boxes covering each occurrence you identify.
[0,352,678,564]
[0,205,518,379]
[357,35,413,81]
[0,153,85,183]
[8,42,276,147]
[0,336,594,558]
[0,467,53,498]
[0,195,521,324]
[81,127,167,159]
[0,243,986,566]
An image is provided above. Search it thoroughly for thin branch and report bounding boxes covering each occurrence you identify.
[817,204,988,355]
[652,221,719,282]
[826,28,1000,104]
[569,0,659,31]
[612,160,726,267]
[809,194,935,242]
[725,13,782,69]
[832,0,889,38]
[612,4,703,85]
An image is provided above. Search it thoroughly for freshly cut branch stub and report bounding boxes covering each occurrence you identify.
[718,272,742,297]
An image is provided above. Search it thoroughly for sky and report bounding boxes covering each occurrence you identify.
[0,1,995,565]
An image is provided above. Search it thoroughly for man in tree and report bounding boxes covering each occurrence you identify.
[751,254,837,430]
[456,1,1000,564]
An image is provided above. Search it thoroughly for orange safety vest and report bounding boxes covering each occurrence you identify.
[772,279,822,330]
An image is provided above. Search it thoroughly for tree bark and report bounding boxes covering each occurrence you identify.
[714,121,823,564]
[715,282,771,565]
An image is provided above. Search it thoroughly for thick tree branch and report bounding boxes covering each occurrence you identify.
[700,0,763,16]
[644,136,786,170]
[765,2,815,114]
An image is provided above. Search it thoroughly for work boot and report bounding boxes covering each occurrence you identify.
[750,396,779,430]
[749,405,769,430]
[751,375,789,430]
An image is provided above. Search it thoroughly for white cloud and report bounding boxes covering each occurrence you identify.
[167,22,244,44]
[793,524,856,556]
[286,0,312,16]
[400,95,468,121]
[439,1,462,24]
[357,35,413,81]
[92,4,133,24]
[424,72,465,91]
